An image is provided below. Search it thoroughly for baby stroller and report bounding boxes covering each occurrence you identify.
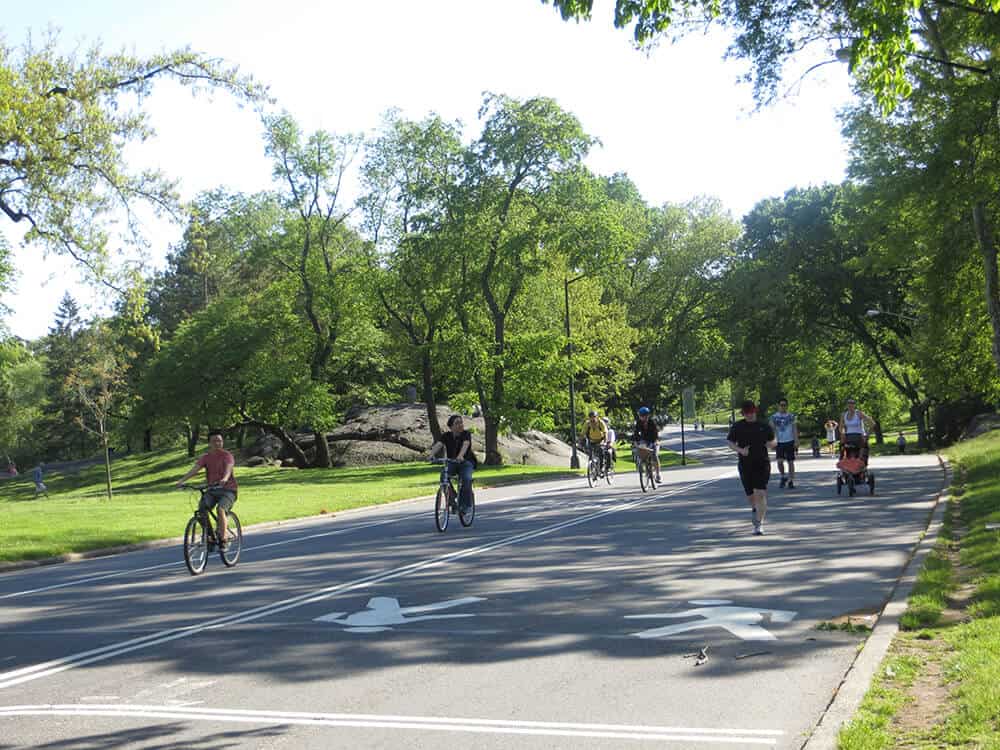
[836,437,875,496]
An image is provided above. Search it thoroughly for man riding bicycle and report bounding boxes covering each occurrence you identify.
[175,430,237,549]
[632,406,661,482]
[429,415,477,512]
[580,411,609,474]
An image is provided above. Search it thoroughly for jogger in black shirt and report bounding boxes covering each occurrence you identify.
[726,400,777,536]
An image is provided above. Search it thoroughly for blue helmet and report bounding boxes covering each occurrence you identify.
[638,406,651,416]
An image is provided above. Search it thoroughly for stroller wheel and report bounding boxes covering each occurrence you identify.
[836,476,843,495]
[848,476,856,496]
[868,473,875,495]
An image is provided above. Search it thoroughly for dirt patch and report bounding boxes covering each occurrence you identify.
[889,638,954,737]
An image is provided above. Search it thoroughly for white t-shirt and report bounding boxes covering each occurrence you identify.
[842,410,866,435]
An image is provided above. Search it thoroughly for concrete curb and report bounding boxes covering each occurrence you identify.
[0,472,581,575]
[802,455,951,749]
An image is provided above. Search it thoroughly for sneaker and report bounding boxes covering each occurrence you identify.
[218,539,229,551]
[655,474,662,483]
[779,476,787,488]
[754,524,764,536]
[787,480,795,489]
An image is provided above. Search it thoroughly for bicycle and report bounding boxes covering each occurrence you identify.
[432,458,475,532]
[584,443,614,487]
[633,444,657,492]
[179,484,243,575]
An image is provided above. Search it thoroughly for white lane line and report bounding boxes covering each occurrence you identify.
[0,704,782,744]
[0,479,585,601]
[0,472,734,690]
[0,515,413,600]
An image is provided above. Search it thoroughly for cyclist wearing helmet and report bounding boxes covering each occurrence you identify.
[632,406,661,482]
[580,410,609,473]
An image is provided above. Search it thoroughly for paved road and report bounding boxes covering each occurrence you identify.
[0,438,942,749]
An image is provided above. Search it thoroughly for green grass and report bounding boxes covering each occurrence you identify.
[612,441,697,468]
[0,448,580,563]
[838,654,923,750]
[837,429,1000,748]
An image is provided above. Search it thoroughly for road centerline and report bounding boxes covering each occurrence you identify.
[0,470,733,690]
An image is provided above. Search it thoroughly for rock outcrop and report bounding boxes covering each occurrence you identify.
[242,403,574,467]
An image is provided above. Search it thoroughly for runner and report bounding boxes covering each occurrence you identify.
[769,398,798,488]
[727,400,776,536]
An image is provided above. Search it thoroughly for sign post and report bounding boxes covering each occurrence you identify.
[681,387,696,466]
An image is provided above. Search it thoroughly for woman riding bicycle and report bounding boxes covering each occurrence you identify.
[429,415,477,512]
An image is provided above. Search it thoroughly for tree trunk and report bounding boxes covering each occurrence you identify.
[143,428,152,452]
[186,424,200,458]
[973,203,1000,378]
[236,423,246,450]
[910,403,928,449]
[102,434,113,502]
[312,430,332,468]
[422,348,442,443]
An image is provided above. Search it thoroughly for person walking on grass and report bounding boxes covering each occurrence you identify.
[727,400,777,536]
[769,398,799,489]
[32,463,48,497]
[176,431,238,549]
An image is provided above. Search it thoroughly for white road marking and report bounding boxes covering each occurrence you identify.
[0,471,734,690]
[627,601,797,641]
[0,515,411,600]
[315,595,486,632]
[0,704,783,744]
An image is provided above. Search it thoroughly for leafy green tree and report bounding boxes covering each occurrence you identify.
[140,283,320,467]
[454,94,599,464]
[68,323,125,500]
[38,293,92,458]
[264,113,370,468]
[543,0,995,110]
[624,197,739,410]
[360,112,466,442]
[0,31,267,281]
[0,337,45,463]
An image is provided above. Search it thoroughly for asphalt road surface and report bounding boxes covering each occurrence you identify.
[0,431,943,749]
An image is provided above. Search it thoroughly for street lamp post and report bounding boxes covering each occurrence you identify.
[565,276,581,469]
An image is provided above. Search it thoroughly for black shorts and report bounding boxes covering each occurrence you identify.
[738,462,770,495]
[200,488,237,513]
[776,442,796,462]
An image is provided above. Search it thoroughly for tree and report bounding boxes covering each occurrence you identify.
[69,325,125,501]
[0,337,45,464]
[0,31,267,281]
[543,0,989,109]
[38,293,90,458]
[360,111,466,442]
[624,198,739,409]
[455,94,596,464]
[265,113,368,468]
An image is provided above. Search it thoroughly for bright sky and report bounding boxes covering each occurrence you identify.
[2,0,854,340]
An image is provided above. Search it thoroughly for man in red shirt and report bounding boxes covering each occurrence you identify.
[176,431,238,547]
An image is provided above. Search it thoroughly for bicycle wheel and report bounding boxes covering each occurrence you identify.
[184,515,208,575]
[605,457,615,485]
[219,511,242,567]
[638,458,648,492]
[587,457,598,488]
[435,485,450,532]
[647,463,657,490]
[459,489,475,527]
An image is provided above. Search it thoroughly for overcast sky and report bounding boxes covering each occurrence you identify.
[2,0,855,340]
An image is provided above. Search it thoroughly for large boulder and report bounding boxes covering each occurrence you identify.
[240,403,575,468]
[963,412,1000,440]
